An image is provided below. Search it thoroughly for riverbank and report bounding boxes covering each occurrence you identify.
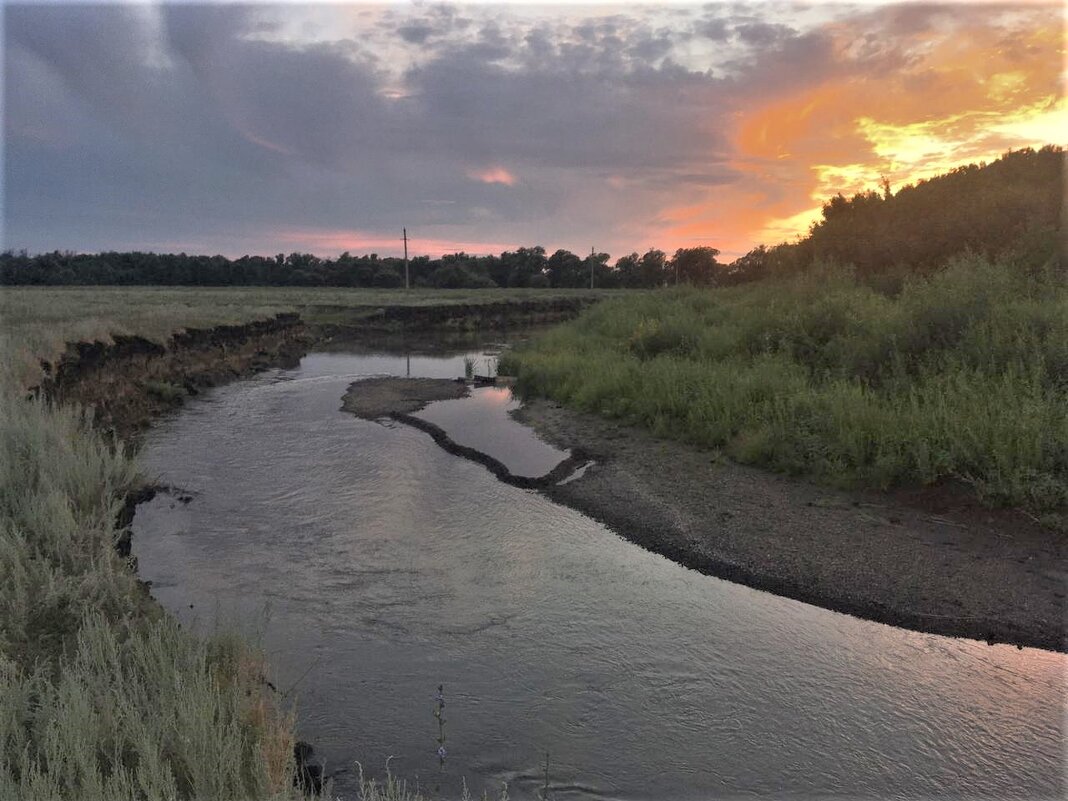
[0,289,600,799]
[1,286,611,387]
[514,399,1066,652]
[8,289,606,440]
[342,376,589,489]
[500,259,1068,518]
[33,313,310,441]
[338,371,1065,651]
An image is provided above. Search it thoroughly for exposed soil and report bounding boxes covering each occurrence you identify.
[33,313,310,442]
[341,376,470,417]
[513,400,1067,653]
[342,377,589,488]
[312,297,597,338]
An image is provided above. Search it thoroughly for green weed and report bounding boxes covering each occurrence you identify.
[501,256,1068,512]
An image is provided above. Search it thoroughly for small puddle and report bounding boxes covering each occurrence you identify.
[414,386,570,479]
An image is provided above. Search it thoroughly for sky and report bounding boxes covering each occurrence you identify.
[3,1,1064,261]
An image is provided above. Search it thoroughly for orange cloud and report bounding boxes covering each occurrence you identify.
[717,6,1065,251]
[467,166,517,186]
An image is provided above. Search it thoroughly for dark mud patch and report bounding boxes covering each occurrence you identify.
[342,377,589,488]
[513,400,1067,653]
[342,376,470,418]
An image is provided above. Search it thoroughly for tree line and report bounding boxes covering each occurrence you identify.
[2,146,1060,289]
[0,245,729,289]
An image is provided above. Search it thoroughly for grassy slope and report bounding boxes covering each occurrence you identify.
[502,257,1068,515]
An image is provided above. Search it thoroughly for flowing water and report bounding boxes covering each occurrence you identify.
[132,338,1066,800]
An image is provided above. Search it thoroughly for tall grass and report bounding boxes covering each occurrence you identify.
[501,257,1068,512]
[0,292,525,799]
[0,389,298,799]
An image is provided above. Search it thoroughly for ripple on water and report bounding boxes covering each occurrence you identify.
[132,345,1067,801]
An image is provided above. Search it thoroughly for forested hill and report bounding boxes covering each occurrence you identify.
[731,145,1064,281]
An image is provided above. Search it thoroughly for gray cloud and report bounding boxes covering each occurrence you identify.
[4,2,973,257]
[734,22,797,46]
[397,23,435,44]
[5,4,745,254]
[695,18,731,41]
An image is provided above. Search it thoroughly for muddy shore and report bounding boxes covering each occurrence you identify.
[513,401,1067,653]
[342,377,590,489]
[341,376,471,417]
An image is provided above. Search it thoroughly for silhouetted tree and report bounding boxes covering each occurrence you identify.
[669,247,721,286]
[546,249,585,288]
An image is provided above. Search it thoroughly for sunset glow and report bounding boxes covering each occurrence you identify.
[4,1,1064,259]
[721,8,1066,253]
[467,167,518,186]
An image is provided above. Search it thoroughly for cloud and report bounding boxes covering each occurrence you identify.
[695,18,731,41]
[734,22,797,46]
[397,23,436,44]
[3,2,1063,260]
[468,167,518,186]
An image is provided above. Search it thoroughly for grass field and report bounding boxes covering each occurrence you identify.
[0,286,612,387]
[501,257,1068,515]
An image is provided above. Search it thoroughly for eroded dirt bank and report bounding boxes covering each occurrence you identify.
[514,400,1067,653]
[33,313,310,441]
[342,377,589,488]
[313,297,598,338]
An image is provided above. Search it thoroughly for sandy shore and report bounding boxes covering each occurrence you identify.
[514,400,1066,653]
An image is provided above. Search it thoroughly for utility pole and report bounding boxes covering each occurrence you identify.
[590,246,595,290]
[403,228,409,289]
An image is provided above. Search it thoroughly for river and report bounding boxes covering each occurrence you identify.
[132,337,1066,800]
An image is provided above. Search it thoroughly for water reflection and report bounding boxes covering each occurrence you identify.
[132,341,1066,801]
[415,386,570,478]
